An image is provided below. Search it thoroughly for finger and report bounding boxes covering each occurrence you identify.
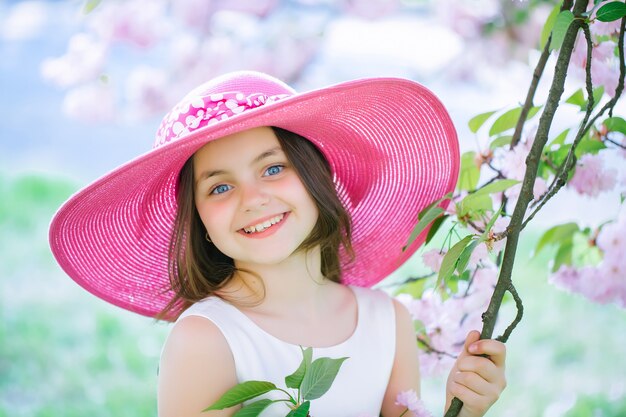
[447,378,493,414]
[451,371,495,397]
[459,330,481,358]
[468,339,507,368]
[456,356,500,384]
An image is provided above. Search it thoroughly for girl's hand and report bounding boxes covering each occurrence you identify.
[444,330,507,417]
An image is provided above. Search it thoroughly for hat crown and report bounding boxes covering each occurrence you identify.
[154,71,296,148]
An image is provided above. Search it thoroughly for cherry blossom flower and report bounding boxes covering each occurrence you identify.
[550,206,626,308]
[395,390,433,417]
[62,82,116,122]
[88,0,167,48]
[40,33,107,88]
[568,153,617,197]
[570,33,620,97]
[422,249,445,273]
[125,66,170,120]
[499,139,532,181]
[340,0,400,20]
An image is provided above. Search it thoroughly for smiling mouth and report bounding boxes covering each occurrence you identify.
[241,213,285,234]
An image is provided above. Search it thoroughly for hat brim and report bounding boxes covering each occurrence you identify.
[49,77,459,319]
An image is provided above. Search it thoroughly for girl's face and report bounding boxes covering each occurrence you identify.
[193,126,319,267]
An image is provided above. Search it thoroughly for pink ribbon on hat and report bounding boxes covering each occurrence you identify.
[155,92,290,146]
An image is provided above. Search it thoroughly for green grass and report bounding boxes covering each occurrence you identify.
[1,170,625,416]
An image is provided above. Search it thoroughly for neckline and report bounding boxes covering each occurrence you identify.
[218,285,362,350]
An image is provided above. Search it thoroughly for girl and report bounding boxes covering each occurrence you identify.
[50,71,506,417]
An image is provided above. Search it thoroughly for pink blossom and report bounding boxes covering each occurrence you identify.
[422,249,445,273]
[216,0,279,17]
[125,66,170,119]
[568,153,617,197]
[395,390,433,417]
[571,34,620,97]
[419,350,455,378]
[597,217,625,254]
[1,1,47,41]
[499,140,532,181]
[469,242,490,267]
[62,82,116,123]
[171,0,213,29]
[88,0,166,48]
[340,0,400,20]
[434,0,500,38]
[40,33,107,88]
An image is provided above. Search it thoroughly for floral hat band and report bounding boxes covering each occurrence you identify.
[155,91,291,147]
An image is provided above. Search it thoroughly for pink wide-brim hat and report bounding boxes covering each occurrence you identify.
[49,71,459,320]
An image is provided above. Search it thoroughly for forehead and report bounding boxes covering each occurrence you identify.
[193,127,281,168]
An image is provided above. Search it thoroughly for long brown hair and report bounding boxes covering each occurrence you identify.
[157,127,353,320]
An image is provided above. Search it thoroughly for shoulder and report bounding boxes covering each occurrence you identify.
[158,315,239,417]
[351,286,410,322]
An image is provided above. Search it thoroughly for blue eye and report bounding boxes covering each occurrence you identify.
[210,184,232,195]
[264,165,284,176]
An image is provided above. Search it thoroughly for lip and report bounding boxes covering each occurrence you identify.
[237,212,289,239]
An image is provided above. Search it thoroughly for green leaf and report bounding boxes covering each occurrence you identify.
[604,116,626,134]
[552,240,574,272]
[572,232,603,267]
[489,135,513,150]
[233,399,274,417]
[551,11,575,51]
[458,151,480,191]
[489,106,541,137]
[456,239,479,275]
[301,357,348,400]
[535,223,579,255]
[473,179,520,196]
[286,401,311,417]
[566,86,604,111]
[438,235,474,287]
[404,204,445,250]
[596,1,626,22]
[541,3,562,49]
[83,0,102,14]
[479,206,505,243]
[575,135,606,157]
[549,128,570,147]
[457,193,493,218]
[285,347,312,389]
[566,88,586,109]
[468,111,497,133]
[203,381,277,411]
[425,214,449,245]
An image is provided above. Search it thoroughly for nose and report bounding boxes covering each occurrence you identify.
[239,181,270,211]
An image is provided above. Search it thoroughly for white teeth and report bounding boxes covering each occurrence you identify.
[243,213,284,234]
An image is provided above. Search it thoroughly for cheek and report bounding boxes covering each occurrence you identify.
[195,200,230,234]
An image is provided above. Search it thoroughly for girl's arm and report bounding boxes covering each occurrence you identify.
[158,315,240,417]
[380,299,422,417]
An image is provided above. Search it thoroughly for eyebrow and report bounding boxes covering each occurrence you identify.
[196,146,284,185]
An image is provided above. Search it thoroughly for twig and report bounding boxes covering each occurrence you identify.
[494,283,524,343]
[605,135,626,149]
[417,336,458,360]
[522,22,596,229]
[510,30,553,148]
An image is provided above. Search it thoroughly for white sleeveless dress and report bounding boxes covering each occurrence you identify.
[177,285,396,417]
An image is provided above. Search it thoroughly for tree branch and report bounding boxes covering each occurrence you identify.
[444,0,588,415]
